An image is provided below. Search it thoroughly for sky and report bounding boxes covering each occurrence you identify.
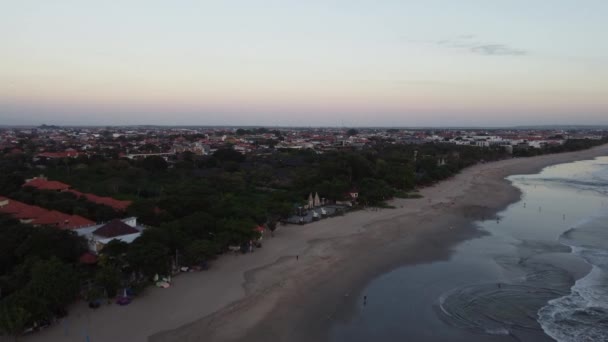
[1,0,608,127]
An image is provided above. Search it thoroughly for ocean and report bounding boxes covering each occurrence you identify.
[330,157,608,342]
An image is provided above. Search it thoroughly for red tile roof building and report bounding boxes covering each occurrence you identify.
[70,191,132,211]
[36,151,79,159]
[0,196,95,229]
[23,177,132,211]
[23,178,70,191]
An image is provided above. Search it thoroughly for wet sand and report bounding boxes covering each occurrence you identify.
[24,144,608,342]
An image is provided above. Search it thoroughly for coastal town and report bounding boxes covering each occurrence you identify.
[1,125,607,341]
[1,125,607,234]
[2,125,606,160]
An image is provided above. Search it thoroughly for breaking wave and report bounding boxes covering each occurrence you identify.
[538,216,608,342]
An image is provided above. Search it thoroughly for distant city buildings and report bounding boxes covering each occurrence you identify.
[1,125,606,162]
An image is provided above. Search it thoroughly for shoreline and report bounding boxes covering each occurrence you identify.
[150,144,608,342]
[25,144,608,342]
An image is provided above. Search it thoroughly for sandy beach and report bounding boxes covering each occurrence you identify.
[24,144,608,342]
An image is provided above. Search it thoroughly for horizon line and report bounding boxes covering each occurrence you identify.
[2,124,608,130]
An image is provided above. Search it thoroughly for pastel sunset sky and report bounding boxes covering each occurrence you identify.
[1,0,607,126]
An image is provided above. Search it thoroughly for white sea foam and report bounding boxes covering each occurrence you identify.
[484,327,510,336]
[538,218,608,342]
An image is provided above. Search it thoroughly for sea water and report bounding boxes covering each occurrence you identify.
[527,158,608,341]
[331,157,608,342]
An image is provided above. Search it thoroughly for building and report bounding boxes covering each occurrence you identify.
[1,195,145,252]
[0,196,95,229]
[74,217,146,253]
[23,176,70,191]
[23,176,132,211]
[35,150,80,160]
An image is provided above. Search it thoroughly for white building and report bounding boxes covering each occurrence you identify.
[74,217,146,253]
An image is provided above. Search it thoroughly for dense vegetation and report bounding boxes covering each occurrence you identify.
[512,138,608,157]
[0,215,86,336]
[1,137,607,336]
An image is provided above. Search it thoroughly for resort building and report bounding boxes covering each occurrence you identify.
[74,217,147,253]
[0,196,95,229]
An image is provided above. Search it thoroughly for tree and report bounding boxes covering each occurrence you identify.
[403,166,416,190]
[235,128,251,136]
[26,257,79,316]
[99,240,129,278]
[183,240,217,266]
[127,200,162,226]
[94,265,121,297]
[0,218,30,275]
[13,228,87,266]
[383,164,416,190]
[265,192,294,220]
[213,148,245,163]
[101,240,129,259]
[180,151,196,163]
[266,220,278,237]
[216,218,258,246]
[0,257,79,332]
[348,154,373,182]
[358,178,393,205]
[0,173,24,194]
[178,212,216,240]
[94,205,120,222]
[126,241,170,278]
[347,128,359,136]
[317,177,350,201]
[140,156,168,172]
[222,161,241,172]
[0,302,31,341]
